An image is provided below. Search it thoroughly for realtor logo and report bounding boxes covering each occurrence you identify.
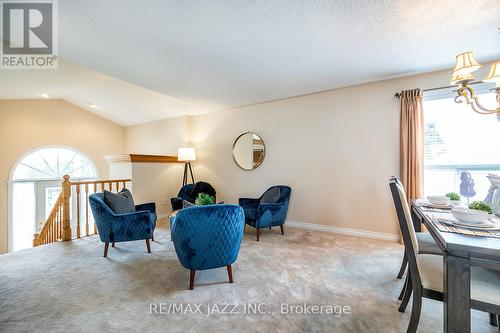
[1,0,58,69]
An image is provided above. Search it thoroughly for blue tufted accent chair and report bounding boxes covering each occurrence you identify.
[171,204,244,290]
[89,193,157,257]
[170,181,217,211]
[239,185,291,241]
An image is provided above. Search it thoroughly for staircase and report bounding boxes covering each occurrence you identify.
[33,175,131,247]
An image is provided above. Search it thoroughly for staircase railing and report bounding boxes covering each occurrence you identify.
[33,175,132,247]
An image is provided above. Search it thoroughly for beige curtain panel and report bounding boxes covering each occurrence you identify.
[400,88,424,202]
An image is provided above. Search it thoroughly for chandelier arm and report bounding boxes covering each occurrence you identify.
[471,95,500,114]
[454,84,500,115]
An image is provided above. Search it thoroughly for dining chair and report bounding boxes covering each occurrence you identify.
[389,178,500,333]
[393,177,441,278]
[390,177,442,302]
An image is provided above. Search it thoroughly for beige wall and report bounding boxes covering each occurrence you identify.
[0,99,125,253]
[124,116,190,216]
[126,67,468,237]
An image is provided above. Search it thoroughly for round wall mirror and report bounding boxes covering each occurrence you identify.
[232,132,266,170]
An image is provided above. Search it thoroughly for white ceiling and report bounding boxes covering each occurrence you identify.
[0,61,203,126]
[2,0,500,125]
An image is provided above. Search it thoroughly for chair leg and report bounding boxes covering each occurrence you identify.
[256,228,260,242]
[397,250,408,279]
[189,270,196,290]
[103,243,109,257]
[227,265,233,283]
[280,225,284,235]
[407,285,422,333]
[490,313,498,326]
[398,274,409,300]
[145,239,151,253]
[398,275,412,313]
[112,242,115,248]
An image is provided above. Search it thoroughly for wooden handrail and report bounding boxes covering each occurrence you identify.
[33,175,132,247]
[33,193,63,247]
[70,178,132,185]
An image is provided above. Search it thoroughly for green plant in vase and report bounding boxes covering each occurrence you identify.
[195,192,215,205]
[445,192,461,201]
[468,201,493,214]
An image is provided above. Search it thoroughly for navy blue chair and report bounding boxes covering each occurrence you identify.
[89,193,157,257]
[171,204,245,290]
[239,185,291,241]
[170,181,216,211]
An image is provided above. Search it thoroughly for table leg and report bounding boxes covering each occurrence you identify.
[443,254,470,333]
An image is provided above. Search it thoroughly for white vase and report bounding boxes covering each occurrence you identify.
[493,188,500,217]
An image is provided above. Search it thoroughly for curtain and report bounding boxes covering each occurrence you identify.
[400,89,424,202]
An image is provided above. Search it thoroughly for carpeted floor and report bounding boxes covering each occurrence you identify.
[0,221,495,333]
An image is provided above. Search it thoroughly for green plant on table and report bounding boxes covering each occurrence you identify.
[195,192,215,205]
[445,192,461,201]
[468,201,493,214]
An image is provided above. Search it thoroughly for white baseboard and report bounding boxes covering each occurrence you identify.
[286,220,399,242]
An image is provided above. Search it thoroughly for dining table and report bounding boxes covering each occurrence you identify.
[411,201,500,333]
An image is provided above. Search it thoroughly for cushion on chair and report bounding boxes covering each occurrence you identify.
[260,187,281,203]
[103,188,136,214]
[417,253,500,306]
[182,200,196,209]
[416,232,442,255]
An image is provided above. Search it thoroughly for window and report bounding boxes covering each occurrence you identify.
[10,147,96,252]
[12,147,96,181]
[423,85,500,203]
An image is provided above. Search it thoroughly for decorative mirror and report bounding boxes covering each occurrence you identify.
[232,132,266,170]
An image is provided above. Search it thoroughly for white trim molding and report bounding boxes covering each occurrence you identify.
[286,220,400,242]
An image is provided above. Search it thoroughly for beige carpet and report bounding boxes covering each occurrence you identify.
[0,221,495,333]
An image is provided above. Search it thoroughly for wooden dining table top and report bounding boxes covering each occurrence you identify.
[412,202,500,260]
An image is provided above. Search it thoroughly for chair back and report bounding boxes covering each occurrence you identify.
[260,185,291,204]
[171,204,245,271]
[177,184,195,200]
[389,177,419,257]
[89,193,115,241]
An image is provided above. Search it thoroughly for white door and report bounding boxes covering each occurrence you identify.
[35,181,62,231]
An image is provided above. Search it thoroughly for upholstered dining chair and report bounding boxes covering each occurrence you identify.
[171,204,245,290]
[89,193,157,257]
[390,177,442,301]
[239,185,291,241]
[389,178,500,333]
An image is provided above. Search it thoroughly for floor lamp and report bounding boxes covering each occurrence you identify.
[178,148,196,186]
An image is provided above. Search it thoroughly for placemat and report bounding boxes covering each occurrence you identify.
[431,219,500,239]
[414,201,452,213]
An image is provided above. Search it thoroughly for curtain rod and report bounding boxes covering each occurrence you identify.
[394,81,484,98]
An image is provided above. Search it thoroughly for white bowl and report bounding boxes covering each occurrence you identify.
[451,208,490,224]
[427,196,451,206]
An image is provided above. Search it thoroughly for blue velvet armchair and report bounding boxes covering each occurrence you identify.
[171,204,244,290]
[239,185,291,241]
[89,193,157,257]
[170,181,217,211]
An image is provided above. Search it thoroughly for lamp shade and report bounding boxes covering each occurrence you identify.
[452,51,481,76]
[484,62,500,86]
[178,147,196,162]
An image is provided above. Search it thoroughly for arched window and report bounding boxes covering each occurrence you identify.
[12,147,96,180]
[10,147,97,252]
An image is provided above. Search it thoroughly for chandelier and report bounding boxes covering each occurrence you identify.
[450,52,499,118]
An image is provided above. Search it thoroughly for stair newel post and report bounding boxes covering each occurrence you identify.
[62,175,72,241]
